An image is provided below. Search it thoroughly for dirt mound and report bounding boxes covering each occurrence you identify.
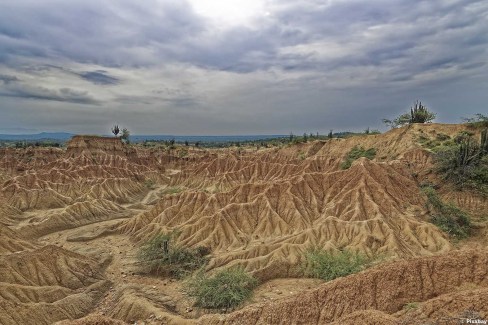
[119,157,451,278]
[55,314,127,325]
[329,310,398,325]
[0,124,485,324]
[18,199,132,238]
[0,147,63,174]
[66,136,128,158]
[0,245,110,325]
[0,224,37,254]
[199,249,488,324]
[106,285,190,324]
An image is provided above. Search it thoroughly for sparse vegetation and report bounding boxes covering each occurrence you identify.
[417,132,456,150]
[162,186,183,195]
[464,113,488,129]
[121,128,130,143]
[423,187,471,239]
[144,178,156,189]
[341,145,376,169]
[303,248,370,281]
[383,101,436,128]
[186,267,258,309]
[434,129,488,194]
[403,302,419,310]
[137,233,209,278]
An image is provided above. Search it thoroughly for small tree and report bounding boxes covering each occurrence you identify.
[328,130,333,139]
[121,128,130,143]
[111,125,120,137]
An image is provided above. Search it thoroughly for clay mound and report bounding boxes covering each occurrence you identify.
[166,124,475,193]
[440,190,488,219]
[0,245,110,325]
[0,224,37,254]
[0,147,63,174]
[0,200,22,224]
[329,310,397,325]
[2,163,149,210]
[199,249,488,324]
[119,157,451,278]
[66,136,128,158]
[106,285,190,324]
[168,150,345,192]
[395,287,488,324]
[55,314,127,325]
[0,245,105,287]
[18,199,131,238]
[1,135,165,211]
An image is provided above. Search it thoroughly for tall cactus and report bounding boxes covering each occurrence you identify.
[457,129,488,169]
[457,138,478,168]
[480,128,488,156]
[409,101,436,123]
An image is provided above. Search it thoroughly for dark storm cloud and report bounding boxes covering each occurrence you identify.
[1,0,486,77]
[0,0,205,67]
[0,74,20,84]
[0,84,101,105]
[18,64,120,86]
[78,71,120,85]
[0,0,487,134]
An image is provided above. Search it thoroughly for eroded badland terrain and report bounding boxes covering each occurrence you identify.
[1,124,487,325]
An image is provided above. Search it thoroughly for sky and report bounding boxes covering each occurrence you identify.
[0,0,487,135]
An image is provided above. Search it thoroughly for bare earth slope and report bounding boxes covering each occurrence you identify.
[0,125,486,324]
[199,249,488,324]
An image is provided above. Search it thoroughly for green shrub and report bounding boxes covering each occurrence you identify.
[341,146,376,169]
[187,267,258,309]
[303,248,369,281]
[464,114,488,129]
[436,133,450,141]
[137,233,208,278]
[423,187,471,239]
[434,129,488,194]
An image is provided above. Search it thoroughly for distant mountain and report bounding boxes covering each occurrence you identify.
[129,135,287,143]
[0,133,287,143]
[0,132,74,141]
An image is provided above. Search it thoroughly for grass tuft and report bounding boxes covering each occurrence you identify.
[423,187,471,239]
[303,248,370,281]
[137,233,208,278]
[341,146,376,169]
[186,267,258,309]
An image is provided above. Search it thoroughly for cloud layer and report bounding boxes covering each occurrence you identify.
[0,0,487,134]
